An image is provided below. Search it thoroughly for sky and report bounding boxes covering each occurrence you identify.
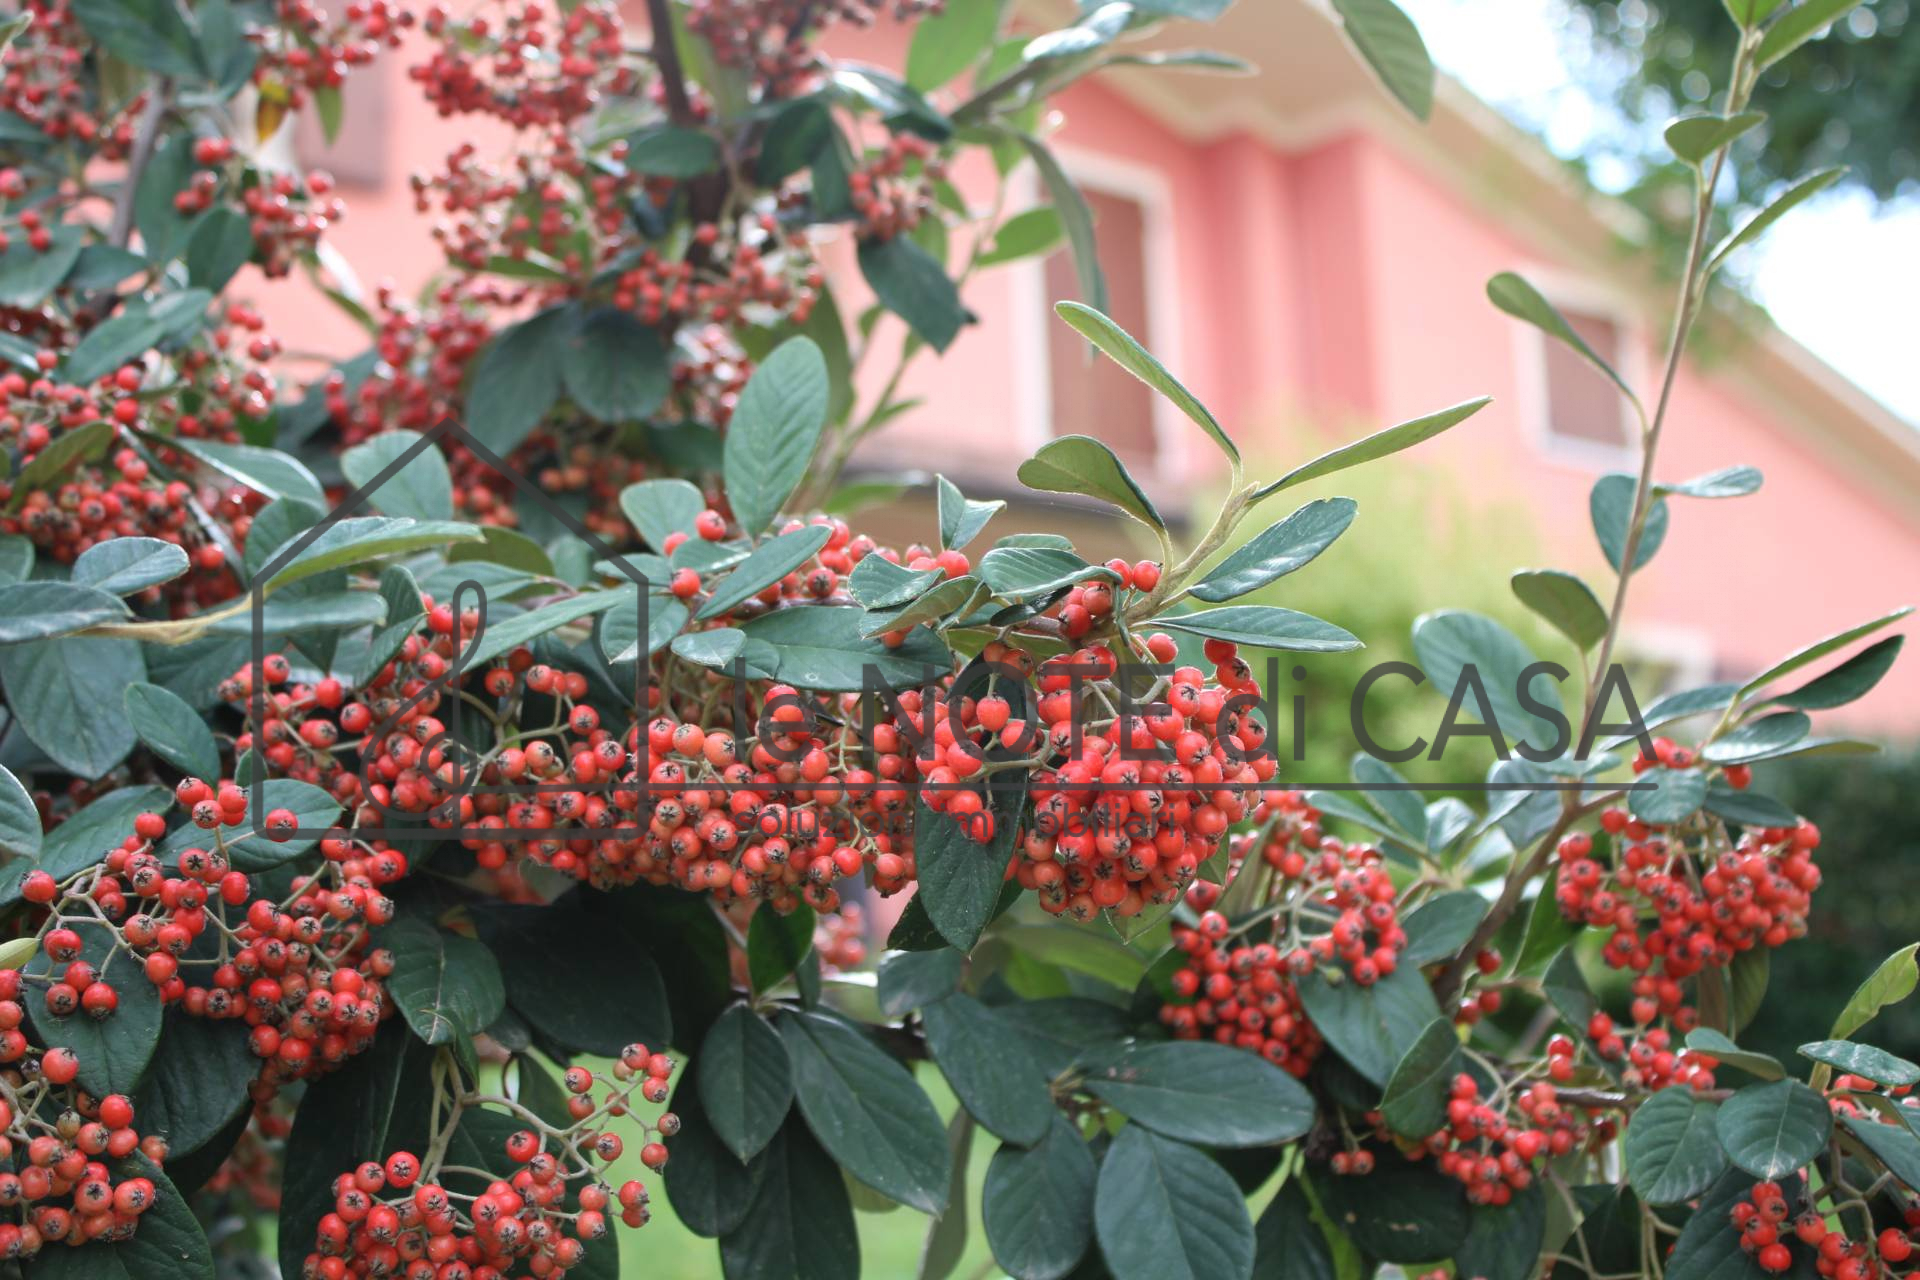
[1400,0,1920,424]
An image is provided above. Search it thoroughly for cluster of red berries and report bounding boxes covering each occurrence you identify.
[251,0,412,105]
[303,1045,675,1280]
[19,780,405,1090]
[416,0,635,127]
[812,901,868,972]
[1159,908,1325,1076]
[0,1,144,158]
[1402,1075,1598,1207]
[0,966,171,1256]
[1556,807,1820,1032]
[849,134,945,241]
[0,311,293,609]
[1734,1181,1802,1273]
[686,0,945,97]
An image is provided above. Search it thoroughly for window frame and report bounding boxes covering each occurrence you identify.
[1011,147,1187,489]
[1511,272,1645,472]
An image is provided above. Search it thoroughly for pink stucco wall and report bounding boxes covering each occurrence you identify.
[240,9,1920,729]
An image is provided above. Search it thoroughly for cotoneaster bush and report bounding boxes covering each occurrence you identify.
[0,0,1911,1278]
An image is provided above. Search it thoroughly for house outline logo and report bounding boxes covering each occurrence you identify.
[245,416,655,842]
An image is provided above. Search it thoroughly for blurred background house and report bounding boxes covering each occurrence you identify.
[251,0,1920,736]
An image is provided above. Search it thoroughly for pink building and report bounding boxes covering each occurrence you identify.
[252,0,1920,727]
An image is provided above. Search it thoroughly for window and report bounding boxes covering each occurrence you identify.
[1042,185,1160,470]
[1535,303,1634,459]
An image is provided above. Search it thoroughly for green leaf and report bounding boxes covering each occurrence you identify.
[1512,569,1609,650]
[907,0,1000,89]
[0,763,40,861]
[1489,273,1635,399]
[1770,635,1902,711]
[1626,1088,1729,1204]
[992,997,1133,1076]
[262,516,484,590]
[936,475,1003,552]
[1702,711,1811,765]
[1329,0,1435,120]
[1400,891,1487,966]
[65,289,212,384]
[339,430,456,521]
[1311,1148,1471,1264]
[1158,605,1360,653]
[1658,464,1765,499]
[664,1080,761,1239]
[1840,1113,1920,1195]
[1411,609,1565,753]
[1296,962,1444,1086]
[1630,766,1708,825]
[1799,1040,1920,1087]
[172,437,325,505]
[25,920,162,1096]
[558,306,671,423]
[1723,0,1790,25]
[1454,1182,1546,1280]
[725,337,830,535]
[466,306,568,454]
[1590,472,1668,572]
[778,1009,950,1213]
[0,580,129,643]
[699,1005,795,1162]
[1710,167,1847,270]
[1756,0,1864,68]
[626,124,721,176]
[0,224,84,306]
[1379,1017,1461,1138]
[923,992,1054,1146]
[757,98,835,185]
[1687,1028,1785,1080]
[31,1151,213,1279]
[1730,947,1771,1033]
[1739,607,1914,702]
[73,537,191,595]
[480,890,672,1056]
[748,902,817,994]
[736,605,952,692]
[1081,1041,1316,1148]
[859,235,967,353]
[1665,111,1767,164]
[7,420,116,514]
[1191,498,1356,603]
[1253,398,1490,500]
[134,1010,257,1163]
[912,775,1026,951]
[0,535,33,582]
[1715,1079,1831,1178]
[718,1118,860,1279]
[69,0,201,79]
[124,682,221,780]
[978,207,1065,267]
[1832,944,1920,1040]
[185,206,253,293]
[1018,432,1174,527]
[1055,301,1236,464]
[621,477,707,552]
[0,635,145,777]
[699,525,832,621]
[1252,1180,1340,1280]
[379,916,506,1048]
[1015,133,1107,313]
[976,546,1117,604]
[984,1113,1098,1280]
[877,949,965,1016]
[1095,1124,1255,1280]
